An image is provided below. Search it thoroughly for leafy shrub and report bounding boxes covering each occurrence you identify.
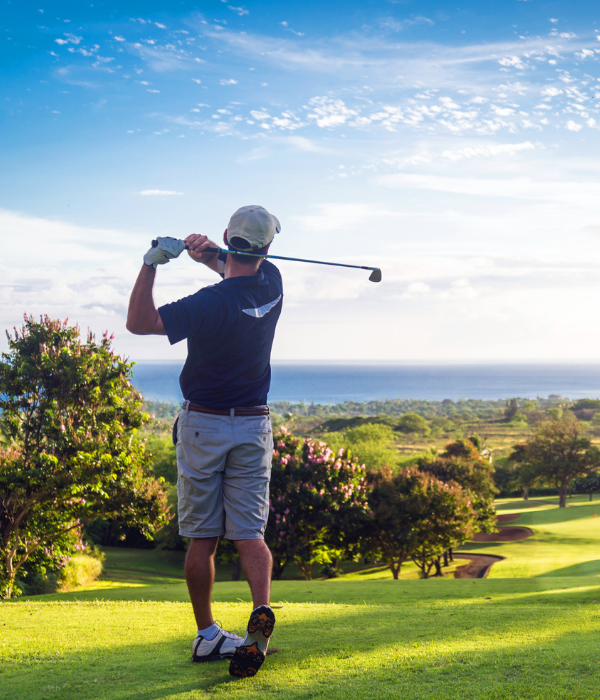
[57,554,103,591]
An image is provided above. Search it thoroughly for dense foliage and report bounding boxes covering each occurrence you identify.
[265,429,368,580]
[0,316,170,597]
[509,420,600,508]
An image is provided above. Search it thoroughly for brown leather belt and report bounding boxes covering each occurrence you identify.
[185,401,269,417]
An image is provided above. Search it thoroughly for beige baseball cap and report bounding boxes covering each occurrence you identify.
[227,205,281,251]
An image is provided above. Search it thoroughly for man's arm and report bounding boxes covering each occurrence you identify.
[185,233,223,274]
[126,265,166,335]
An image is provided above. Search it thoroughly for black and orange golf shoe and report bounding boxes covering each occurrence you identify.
[229,605,276,678]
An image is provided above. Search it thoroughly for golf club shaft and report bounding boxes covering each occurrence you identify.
[202,246,380,273]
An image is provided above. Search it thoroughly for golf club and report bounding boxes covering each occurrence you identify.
[151,239,382,283]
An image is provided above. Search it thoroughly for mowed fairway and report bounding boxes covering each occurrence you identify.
[2,497,600,699]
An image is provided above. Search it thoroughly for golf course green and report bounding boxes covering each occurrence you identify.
[2,495,600,699]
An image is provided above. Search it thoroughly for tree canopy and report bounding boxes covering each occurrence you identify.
[510,420,600,508]
[0,316,169,597]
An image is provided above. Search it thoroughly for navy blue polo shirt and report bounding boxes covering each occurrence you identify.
[158,257,283,408]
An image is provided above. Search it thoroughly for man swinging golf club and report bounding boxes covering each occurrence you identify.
[126,205,282,678]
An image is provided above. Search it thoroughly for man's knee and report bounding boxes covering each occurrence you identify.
[234,538,272,558]
[186,536,219,560]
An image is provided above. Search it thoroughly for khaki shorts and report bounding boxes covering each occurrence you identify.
[176,406,273,540]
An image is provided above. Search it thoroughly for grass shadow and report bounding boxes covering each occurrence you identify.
[3,597,600,700]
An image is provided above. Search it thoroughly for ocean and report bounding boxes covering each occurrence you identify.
[131,362,600,405]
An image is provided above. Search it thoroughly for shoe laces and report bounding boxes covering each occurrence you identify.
[214,621,241,640]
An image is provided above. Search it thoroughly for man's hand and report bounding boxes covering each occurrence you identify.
[185,234,219,263]
[143,236,186,268]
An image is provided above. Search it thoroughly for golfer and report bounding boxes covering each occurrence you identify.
[126,205,283,678]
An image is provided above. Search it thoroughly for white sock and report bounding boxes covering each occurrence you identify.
[197,623,219,640]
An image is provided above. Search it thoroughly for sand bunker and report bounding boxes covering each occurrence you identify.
[454,553,505,579]
[472,526,533,542]
[497,513,520,523]
[453,512,533,578]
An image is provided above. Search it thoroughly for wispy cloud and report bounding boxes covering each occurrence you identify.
[138,189,183,195]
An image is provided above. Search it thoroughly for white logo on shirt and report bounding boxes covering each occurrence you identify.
[242,295,282,318]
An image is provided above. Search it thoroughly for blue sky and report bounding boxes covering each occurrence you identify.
[3,0,600,361]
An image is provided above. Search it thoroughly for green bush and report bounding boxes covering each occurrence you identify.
[57,554,104,591]
[321,424,399,470]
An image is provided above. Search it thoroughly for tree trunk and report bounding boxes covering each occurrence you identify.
[433,557,443,577]
[389,557,401,580]
[559,490,567,508]
[443,551,449,567]
[231,558,241,581]
[523,486,529,501]
[448,548,454,562]
[297,560,312,580]
[271,558,286,580]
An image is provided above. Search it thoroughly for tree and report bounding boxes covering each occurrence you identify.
[409,478,476,579]
[364,467,476,579]
[573,474,600,501]
[507,443,541,500]
[0,316,170,597]
[395,413,430,437]
[265,429,368,580]
[513,420,600,508]
[320,423,398,471]
[419,437,497,535]
[503,398,519,422]
[572,399,600,411]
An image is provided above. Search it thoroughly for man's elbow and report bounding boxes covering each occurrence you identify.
[126,318,149,335]
[126,313,166,336]
[126,319,140,335]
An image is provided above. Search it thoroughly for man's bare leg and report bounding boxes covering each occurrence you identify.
[229,539,274,678]
[185,536,219,629]
[234,539,272,607]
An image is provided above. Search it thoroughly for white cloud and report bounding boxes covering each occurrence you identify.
[55,34,83,45]
[138,189,183,195]
[306,96,356,128]
[401,282,431,299]
[228,6,249,16]
[441,141,537,161]
[565,120,583,132]
[220,78,238,85]
[542,87,563,97]
[378,173,600,206]
[293,202,403,232]
[498,56,526,70]
[155,22,167,29]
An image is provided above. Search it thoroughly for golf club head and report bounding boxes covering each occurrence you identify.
[369,269,382,283]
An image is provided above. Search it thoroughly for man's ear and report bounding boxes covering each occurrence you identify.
[223,229,228,247]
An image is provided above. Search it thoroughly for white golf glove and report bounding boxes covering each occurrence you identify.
[143,237,187,268]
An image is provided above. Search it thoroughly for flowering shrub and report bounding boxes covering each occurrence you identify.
[265,428,368,580]
[0,315,170,598]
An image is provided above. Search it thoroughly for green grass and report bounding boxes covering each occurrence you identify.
[4,496,600,698]
[460,495,600,578]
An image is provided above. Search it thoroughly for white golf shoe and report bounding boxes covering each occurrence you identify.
[191,626,244,663]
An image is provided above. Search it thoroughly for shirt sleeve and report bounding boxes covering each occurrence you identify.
[158,289,218,345]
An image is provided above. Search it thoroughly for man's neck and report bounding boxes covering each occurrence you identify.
[224,257,262,279]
